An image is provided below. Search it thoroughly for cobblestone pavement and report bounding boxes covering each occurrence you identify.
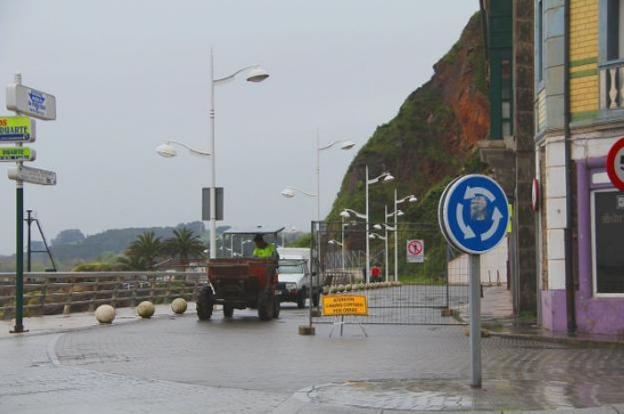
[1,303,624,413]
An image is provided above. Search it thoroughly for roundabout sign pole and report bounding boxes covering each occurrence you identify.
[438,174,510,388]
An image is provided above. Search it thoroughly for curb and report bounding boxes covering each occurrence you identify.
[486,330,624,349]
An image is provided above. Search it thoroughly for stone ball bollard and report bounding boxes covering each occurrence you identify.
[171,298,188,314]
[95,304,115,324]
[137,301,155,318]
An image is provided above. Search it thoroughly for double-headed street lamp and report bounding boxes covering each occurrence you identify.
[369,231,388,281]
[281,131,355,221]
[340,166,394,283]
[157,50,269,259]
[390,191,418,281]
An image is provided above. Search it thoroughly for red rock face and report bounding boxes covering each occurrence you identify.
[329,13,490,220]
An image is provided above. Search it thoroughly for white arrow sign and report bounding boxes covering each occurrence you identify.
[456,204,476,239]
[481,207,503,241]
[8,166,56,185]
[464,186,496,202]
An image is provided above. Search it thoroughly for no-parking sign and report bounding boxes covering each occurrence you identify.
[406,239,425,263]
[607,137,624,191]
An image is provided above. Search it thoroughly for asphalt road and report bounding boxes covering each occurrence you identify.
[1,303,624,413]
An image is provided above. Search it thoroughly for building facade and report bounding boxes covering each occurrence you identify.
[535,0,624,335]
[479,0,537,316]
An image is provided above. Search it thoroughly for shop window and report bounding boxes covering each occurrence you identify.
[591,190,624,295]
[606,0,624,61]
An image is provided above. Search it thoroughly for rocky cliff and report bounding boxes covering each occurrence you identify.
[327,13,490,277]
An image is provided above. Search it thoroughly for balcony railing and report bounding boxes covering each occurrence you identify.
[601,62,624,110]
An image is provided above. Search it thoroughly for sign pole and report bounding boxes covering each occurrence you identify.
[469,254,481,388]
[11,73,25,333]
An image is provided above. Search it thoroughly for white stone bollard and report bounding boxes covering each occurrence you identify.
[95,304,115,324]
[171,298,188,314]
[137,301,155,318]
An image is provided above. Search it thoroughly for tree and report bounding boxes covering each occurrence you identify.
[115,254,149,271]
[291,233,312,248]
[124,231,162,269]
[163,228,206,263]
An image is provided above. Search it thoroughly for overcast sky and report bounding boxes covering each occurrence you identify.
[0,0,478,254]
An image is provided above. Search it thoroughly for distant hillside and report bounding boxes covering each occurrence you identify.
[327,13,491,277]
[0,222,231,271]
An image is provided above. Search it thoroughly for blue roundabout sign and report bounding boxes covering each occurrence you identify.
[439,174,509,255]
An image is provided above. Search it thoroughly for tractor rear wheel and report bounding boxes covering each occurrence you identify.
[273,295,280,319]
[257,292,274,321]
[223,304,234,318]
[196,285,214,321]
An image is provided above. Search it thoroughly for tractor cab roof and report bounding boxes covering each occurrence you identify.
[222,227,285,236]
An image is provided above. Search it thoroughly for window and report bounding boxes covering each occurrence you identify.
[606,0,624,61]
[501,59,513,137]
[591,189,624,295]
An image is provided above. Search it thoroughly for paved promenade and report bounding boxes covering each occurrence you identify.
[1,301,624,413]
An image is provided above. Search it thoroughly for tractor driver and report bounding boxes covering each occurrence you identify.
[252,234,279,259]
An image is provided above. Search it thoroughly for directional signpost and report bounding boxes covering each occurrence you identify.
[4,74,57,334]
[0,116,36,143]
[438,174,509,388]
[607,137,624,191]
[0,147,36,162]
[6,83,57,121]
[8,166,56,185]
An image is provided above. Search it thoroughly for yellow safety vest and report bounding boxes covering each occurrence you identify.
[252,243,277,259]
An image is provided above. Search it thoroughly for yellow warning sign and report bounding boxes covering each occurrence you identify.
[322,295,368,316]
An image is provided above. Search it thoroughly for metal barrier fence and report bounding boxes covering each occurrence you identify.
[0,271,208,319]
[310,221,469,325]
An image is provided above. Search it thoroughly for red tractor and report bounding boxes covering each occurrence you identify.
[196,228,282,321]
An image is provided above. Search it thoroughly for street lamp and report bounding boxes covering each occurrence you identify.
[159,50,269,260]
[363,166,394,282]
[390,190,418,281]
[316,133,356,221]
[282,133,355,222]
[369,231,389,281]
[340,169,394,283]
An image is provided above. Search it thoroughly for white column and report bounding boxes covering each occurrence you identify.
[208,49,217,259]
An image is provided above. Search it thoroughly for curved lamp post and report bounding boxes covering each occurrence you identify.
[390,192,417,281]
[159,50,269,260]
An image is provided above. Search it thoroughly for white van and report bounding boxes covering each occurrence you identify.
[277,248,317,308]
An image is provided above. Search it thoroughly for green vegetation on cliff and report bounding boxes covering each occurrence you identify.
[327,13,490,280]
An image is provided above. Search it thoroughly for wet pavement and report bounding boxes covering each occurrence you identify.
[1,302,624,413]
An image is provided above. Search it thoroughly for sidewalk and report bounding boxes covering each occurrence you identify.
[467,286,624,347]
[0,302,197,339]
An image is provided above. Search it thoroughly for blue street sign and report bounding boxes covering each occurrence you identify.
[439,174,510,255]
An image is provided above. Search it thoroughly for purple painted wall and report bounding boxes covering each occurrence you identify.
[541,289,568,332]
[574,157,624,336]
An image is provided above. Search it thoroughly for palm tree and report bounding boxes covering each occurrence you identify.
[163,228,206,264]
[115,254,149,271]
[124,231,162,269]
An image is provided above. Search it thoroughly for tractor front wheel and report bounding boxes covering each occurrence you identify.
[196,285,214,321]
[257,292,274,321]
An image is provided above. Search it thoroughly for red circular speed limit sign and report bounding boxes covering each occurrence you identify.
[607,137,624,191]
